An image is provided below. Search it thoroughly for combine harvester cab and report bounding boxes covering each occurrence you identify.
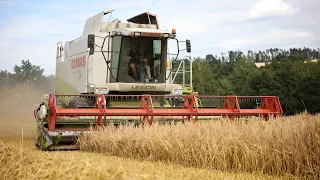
[34,10,283,150]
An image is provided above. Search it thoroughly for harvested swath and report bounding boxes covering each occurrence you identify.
[79,113,320,178]
[0,140,148,180]
[1,138,279,180]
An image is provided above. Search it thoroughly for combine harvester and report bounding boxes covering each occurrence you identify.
[34,10,283,150]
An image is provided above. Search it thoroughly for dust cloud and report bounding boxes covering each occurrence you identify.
[0,83,52,138]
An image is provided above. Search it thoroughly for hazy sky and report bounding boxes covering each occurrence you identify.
[0,0,319,75]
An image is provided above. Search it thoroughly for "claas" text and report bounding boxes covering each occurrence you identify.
[71,56,86,69]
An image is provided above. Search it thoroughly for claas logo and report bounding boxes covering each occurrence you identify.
[71,56,86,69]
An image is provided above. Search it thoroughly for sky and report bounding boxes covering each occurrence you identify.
[0,0,319,75]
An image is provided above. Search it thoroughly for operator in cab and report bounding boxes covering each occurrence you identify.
[127,41,153,82]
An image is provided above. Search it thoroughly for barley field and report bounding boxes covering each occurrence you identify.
[0,84,319,179]
[79,114,320,179]
[1,137,282,180]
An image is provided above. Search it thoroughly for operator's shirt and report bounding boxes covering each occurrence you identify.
[129,49,141,64]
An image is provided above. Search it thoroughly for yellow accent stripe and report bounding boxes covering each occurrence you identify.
[55,76,80,94]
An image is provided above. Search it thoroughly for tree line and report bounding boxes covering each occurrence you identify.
[173,47,320,115]
[0,60,54,93]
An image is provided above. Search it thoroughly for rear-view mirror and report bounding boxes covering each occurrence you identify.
[186,39,191,53]
[88,34,95,55]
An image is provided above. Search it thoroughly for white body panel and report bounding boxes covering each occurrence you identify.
[55,10,182,95]
[56,37,88,93]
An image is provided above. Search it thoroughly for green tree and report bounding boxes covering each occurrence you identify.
[299,76,320,114]
[229,59,258,96]
[13,59,44,82]
[217,77,233,95]
[192,58,220,95]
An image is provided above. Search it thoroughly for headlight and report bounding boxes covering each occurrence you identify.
[100,88,109,94]
[95,88,109,94]
[173,88,182,95]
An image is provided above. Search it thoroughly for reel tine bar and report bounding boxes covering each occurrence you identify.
[46,94,283,131]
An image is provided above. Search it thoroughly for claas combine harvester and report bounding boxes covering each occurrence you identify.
[34,10,283,150]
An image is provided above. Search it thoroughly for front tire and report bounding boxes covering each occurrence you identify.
[67,97,91,108]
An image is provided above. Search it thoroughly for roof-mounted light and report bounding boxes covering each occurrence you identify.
[172,29,176,34]
[112,31,122,35]
[134,32,141,36]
